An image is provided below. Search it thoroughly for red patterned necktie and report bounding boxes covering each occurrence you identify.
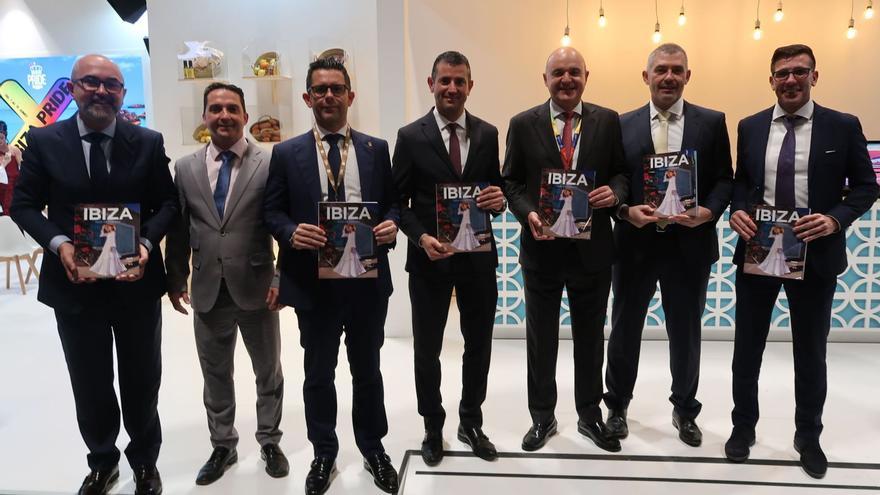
[561,111,574,170]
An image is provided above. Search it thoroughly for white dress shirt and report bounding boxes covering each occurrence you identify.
[77,114,115,177]
[206,136,248,193]
[549,100,584,170]
[763,100,813,208]
[315,123,362,202]
[649,98,685,153]
[433,107,469,172]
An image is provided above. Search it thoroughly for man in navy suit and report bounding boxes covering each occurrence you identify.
[263,57,400,495]
[392,51,505,466]
[604,43,733,447]
[725,44,878,478]
[10,54,176,495]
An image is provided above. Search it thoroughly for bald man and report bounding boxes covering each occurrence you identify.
[11,54,177,495]
[502,47,629,452]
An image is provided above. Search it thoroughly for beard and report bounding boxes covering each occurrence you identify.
[80,97,120,124]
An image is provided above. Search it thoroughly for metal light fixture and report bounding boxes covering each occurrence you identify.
[678,1,687,26]
[865,0,874,19]
[652,0,662,43]
[598,0,607,27]
[561,0,572,46]
[753,0,763,40]
[848,0,859,38]
[774,1,784,21]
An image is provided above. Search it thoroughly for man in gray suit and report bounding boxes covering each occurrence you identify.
[165,82,287,485]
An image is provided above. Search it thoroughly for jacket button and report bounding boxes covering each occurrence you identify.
[220,230,227,236]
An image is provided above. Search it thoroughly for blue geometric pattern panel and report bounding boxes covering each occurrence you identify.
[494,205,880,331]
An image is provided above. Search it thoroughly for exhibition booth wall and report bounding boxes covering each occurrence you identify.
[0,0,877,339]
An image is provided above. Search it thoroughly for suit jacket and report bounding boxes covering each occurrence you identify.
[165,141,276,313]
[616,101,733,266]
[263,128,400,310]
[10,115,178,312]
[392,109,502,276]
[731,103,879,278]
[502,100,629,274]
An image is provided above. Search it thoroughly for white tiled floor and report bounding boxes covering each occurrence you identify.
[1,278,879,494]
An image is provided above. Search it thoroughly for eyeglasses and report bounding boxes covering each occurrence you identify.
[771,67,812,81]
[73,76,125,94]
[309,84,349,97]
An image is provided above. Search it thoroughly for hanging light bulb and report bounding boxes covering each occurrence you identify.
[847,17,858,38]
[598,5,607,27]
[753,19,763,39]
[561,26,572,46]
[652,22,663,43]
[774,1,784,21]
[866,0,874,19]
[678,2,687,25]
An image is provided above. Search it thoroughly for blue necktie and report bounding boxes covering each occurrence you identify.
[214,150,234,218]
[324,134,344,201]
[775,115,800,209]
[83,133,110,191]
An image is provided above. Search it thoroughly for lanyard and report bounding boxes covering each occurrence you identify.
[550,110,582,169]
[312,125,352,197]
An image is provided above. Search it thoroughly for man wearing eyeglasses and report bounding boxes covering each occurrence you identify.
[263,57,400,494]
[726,44,878,478]
[10,54,177,494]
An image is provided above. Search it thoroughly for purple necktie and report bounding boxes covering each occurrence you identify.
[775,115,800,209]
[447,123,462,177]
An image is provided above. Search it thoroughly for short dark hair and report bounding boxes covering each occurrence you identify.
[0,120,6,135]
[770,44,816,72]
[431,51,471,80]
[306,57,351,91]
[202,82,246,113]
[647,43,688,71]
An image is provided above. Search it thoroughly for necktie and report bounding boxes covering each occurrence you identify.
[324,134,344,201]
[654,110,670,154]
[447,123,462,177]
[561,111,574,170]
[775,115,799,209]
[83,133,109,190]
[214,150,234,218]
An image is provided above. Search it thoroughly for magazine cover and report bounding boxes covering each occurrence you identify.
[744,205,810,280]
[73,203,141,279]
[435,182,492,253]
[318,201,379,279]
[643,149,698,217]
[538,168,596,239]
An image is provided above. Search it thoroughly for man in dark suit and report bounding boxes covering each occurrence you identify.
[392,51,505,466]
[604,43,733,447]
[165,83,287,485]
[726,44,878,479]
[263,57,400,495]
[10,54,176,495]
[502,46,629,453]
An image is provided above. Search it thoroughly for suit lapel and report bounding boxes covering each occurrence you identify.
[681,101,701,151]
[461,112,480,181]
[300,132,322,206]
[60,116,90,189]
[576,103,598,170]
[221,142,262,226]
[108,118,134,190]
[352,130,374,200]
[532,102,564,169]
[420,111,459,178]
[751,108,774,190]
[807,103,828,204]
[193,146,221,225]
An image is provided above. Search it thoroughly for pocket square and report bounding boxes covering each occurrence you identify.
[824,149,837,154]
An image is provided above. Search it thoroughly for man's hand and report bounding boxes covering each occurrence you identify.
[624,204,660,228]
[669,206,713,228]
[374,220,398,246]
[292,223,327,250]
[527,211,553,240]
[588,185,617,209]
[476,185,505,211]
[266,287,284,311]
[794,214,838,243]
[729,210,757,240]
[116,244,148,282]
[58,242,96,283]
[169,291,191,315]
[419,234,454,261]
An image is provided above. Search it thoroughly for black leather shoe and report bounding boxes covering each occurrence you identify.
[457,425,498,461]
[363,452,399,494]
[606,408,628,440]
[261,443,290,478]
[195,446,237,485]
[78,465,119,495]
[305,456,337,495]
[672,411,703,447]
[724,427,756,462]
[133,465,162,495]
[794,437,828,479]
[577,419,622,452]
[421,429,443,466]
[521,418,558,451]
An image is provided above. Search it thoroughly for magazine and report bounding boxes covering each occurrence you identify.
[318,201,379,279]
[643,149,698,217]
[744,205,810,280]
[538,168,595,239]
[73,203,141,279]
[435,182,492,253]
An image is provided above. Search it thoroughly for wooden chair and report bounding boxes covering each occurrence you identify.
[0,216,40,295]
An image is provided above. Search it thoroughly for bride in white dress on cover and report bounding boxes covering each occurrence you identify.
[451,200,480,251]
[334,223,366,278]
[757,225,791,276]
[656,169,686,216]
[550,187,579,237]
[91,223,127,277]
